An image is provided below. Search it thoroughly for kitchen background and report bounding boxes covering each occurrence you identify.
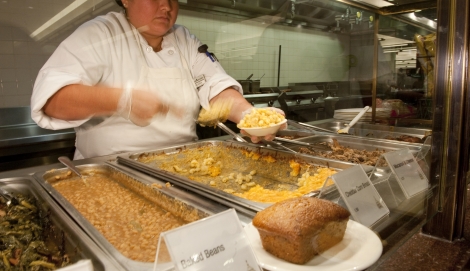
[0,0,437,170]
[0,0,400,108]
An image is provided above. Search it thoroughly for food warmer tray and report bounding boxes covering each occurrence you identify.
[0,176,125,270]
[300,120,431,143]
[116,140,366,215]
[33,163,219,271]
[289,134,427,154]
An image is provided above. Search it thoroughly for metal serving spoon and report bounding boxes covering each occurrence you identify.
[58,156,88,186]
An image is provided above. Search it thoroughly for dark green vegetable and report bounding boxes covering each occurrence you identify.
[0,193,70,270]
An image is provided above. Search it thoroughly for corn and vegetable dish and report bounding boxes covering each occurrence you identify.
[139,145,336,204]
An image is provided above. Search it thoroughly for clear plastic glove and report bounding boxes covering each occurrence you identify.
[116,85,133,119]
[116,86,184,127]
[239,107,288,143]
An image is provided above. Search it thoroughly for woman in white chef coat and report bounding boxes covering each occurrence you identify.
[31,0,282,159]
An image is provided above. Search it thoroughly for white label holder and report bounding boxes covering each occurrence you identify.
[383,148,430,199]
[154,209,262,271]
[332,165,390,228]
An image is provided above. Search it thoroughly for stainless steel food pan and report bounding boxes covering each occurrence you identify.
[292,134,426,153]
[306,120,431,143]
[116,140,365,215]
[279,134,430,169]
[0,176,124,270]
[275,129,317,139]
[34,163,215,271]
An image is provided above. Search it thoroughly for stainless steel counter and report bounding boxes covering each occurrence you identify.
[0,107,76,171]
[0,120,436,270]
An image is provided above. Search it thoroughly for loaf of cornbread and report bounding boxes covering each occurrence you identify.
[252,197,350,264]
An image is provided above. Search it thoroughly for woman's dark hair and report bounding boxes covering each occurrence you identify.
[115,0,124,7]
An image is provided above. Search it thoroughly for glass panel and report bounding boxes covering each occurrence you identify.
[378,15,435,124]
[0,0,439,269]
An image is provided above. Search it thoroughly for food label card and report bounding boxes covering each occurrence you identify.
[154,209,261,271]
[383,148,429,198]
[332,165,390,227]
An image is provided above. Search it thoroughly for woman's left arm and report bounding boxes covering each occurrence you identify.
[209,87,253,123]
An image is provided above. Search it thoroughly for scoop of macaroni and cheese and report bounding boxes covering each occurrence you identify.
[237,108,285,128]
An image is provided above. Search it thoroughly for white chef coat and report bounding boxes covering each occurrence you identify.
[31,11,242,159]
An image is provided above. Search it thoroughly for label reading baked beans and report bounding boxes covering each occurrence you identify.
[180,252,204,269]
[178,245,225,268]
[204,244,225,258]
[154,209,262,271]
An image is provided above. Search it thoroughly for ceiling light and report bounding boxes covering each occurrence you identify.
[382,43,409,48]
[30,0,110,41]
[31,0,88,39]
[400,48,417,52]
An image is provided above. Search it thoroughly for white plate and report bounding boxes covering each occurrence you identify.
[244,220,383,271]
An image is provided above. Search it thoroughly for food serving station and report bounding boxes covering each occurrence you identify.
[1,0,469,269]
[1,116,435,270]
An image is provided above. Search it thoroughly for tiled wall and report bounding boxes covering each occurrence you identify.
[0,24,52,108]
[178,10,350,88]
[0,8,349,108]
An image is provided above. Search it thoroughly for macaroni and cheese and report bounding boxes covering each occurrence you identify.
[238,108,285,128]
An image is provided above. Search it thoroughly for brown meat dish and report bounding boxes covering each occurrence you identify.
[384,135,424,143]
[298,139,386,166]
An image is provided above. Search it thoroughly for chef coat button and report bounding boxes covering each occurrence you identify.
[146,46,152,53]
[168,50,174,55]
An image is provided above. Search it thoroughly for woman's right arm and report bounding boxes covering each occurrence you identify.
[43,84,122,120]
[43,84,179,127]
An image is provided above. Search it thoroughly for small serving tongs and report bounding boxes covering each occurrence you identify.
[287,119,334,134]
[217,122,248,143]
[58,156,88,186]
[0,186,19,206]
[261,139,297,153]
[337,106,370,134]
[274,137,332,152]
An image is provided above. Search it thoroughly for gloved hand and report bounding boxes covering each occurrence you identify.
[116,84,133,119]
[116,86,184,127]
[239,107,288,143]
